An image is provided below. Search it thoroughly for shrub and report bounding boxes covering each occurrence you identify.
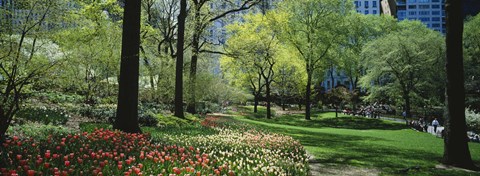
[155,114,191,127]
[466,108,480,133]
[138,111,159,127]
[6,123,72,141]
[15,105,70,125]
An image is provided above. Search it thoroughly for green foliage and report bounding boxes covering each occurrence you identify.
[155,113,199,127]
[15,105,70,125]
[466,108,480,133]
[360,20,445,108]
[324,87,351,109]
[7,122,71,140]
[237,106,276,118]
[464,14,480,112]
[34,92,84,104]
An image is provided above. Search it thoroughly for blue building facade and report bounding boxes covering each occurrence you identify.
[396,0,446,33]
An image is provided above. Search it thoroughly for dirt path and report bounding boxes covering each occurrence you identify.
[306,151,379,176]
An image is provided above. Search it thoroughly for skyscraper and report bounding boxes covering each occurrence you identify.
[396,0,446,33]
[355,0,382,15]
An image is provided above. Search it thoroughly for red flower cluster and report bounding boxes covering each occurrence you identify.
[1,128,234,176]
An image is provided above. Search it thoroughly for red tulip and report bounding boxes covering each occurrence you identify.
[27,170,35,176]
[64,161,70,167]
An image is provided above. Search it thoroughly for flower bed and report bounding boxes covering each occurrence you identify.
[159,116,309,175]
[1,129,227,176]
[1,116,308,175]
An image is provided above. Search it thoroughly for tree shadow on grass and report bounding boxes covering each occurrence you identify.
[246,112,407,130]
[258,126,480,175]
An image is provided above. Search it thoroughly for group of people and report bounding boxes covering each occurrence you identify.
[410,117,480,143]
[409,117,440,133]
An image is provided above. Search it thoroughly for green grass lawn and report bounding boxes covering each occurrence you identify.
[231,108,480,176]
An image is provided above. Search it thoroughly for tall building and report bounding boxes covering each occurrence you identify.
[355,0,382,15]
[396,0,446,33]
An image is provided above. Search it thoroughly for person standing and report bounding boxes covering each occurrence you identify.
[432,118,440,133]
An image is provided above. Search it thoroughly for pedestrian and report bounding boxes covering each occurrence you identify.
[432,118,440,133]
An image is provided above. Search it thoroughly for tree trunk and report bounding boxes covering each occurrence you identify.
[187,8,202,115]
[330,67,335,90]
[335,105,338,118]
[305,72,312,120]
[0,109,9,138]
[403,91,411,126]
[266,80,271,119]
[174,0,187,118]
[186,53,197,114]
[114,0,142,133]
[352,77,358,112]
[443,0,477,169]
[254,94,259,113]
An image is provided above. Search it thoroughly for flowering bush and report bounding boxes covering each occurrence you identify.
[1,128,232,176]
[15,105,70,125]
[466,108,480,132]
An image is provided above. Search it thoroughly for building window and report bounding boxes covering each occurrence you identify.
[432,11,440,15]
[409,11,416,15]
[419,17,430,22]
[432,0,440,2]
[432,5,440,9]
[373,1,377,8]
[373,10,377,14]
[365,10,369,15]
[419,5,429,9]
[419,11,430,15]
[408,5,416,9]
[418,0,430,3]
[354,1,359,8]
[407,0,417,3]
[432,23,441,27]
[365,1,369,8]
[432,17,440,21]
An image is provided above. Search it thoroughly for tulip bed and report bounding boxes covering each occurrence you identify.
[1,116,308,176]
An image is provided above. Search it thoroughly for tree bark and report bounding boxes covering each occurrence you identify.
[403,90,411,126]
[174,0,187,118]
[442,0,477,169]
[186,53,198,114]
[114,0,142,133]
[253,95,259,113]
[266,79,271,119]
[305,72,312,120]
[187,7,202,115]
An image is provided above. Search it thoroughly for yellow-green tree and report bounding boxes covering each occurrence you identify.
[275,0,352,120]
[222,13,283,118]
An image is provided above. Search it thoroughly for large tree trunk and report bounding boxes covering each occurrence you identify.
[253,95,259,113]
[305,72,312,120]
[443,0,477,169]
[186,53,197,114]
[187,8,202,115]
[114,0,142,133]
[174,0,187,118]
[266,80,272,119]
